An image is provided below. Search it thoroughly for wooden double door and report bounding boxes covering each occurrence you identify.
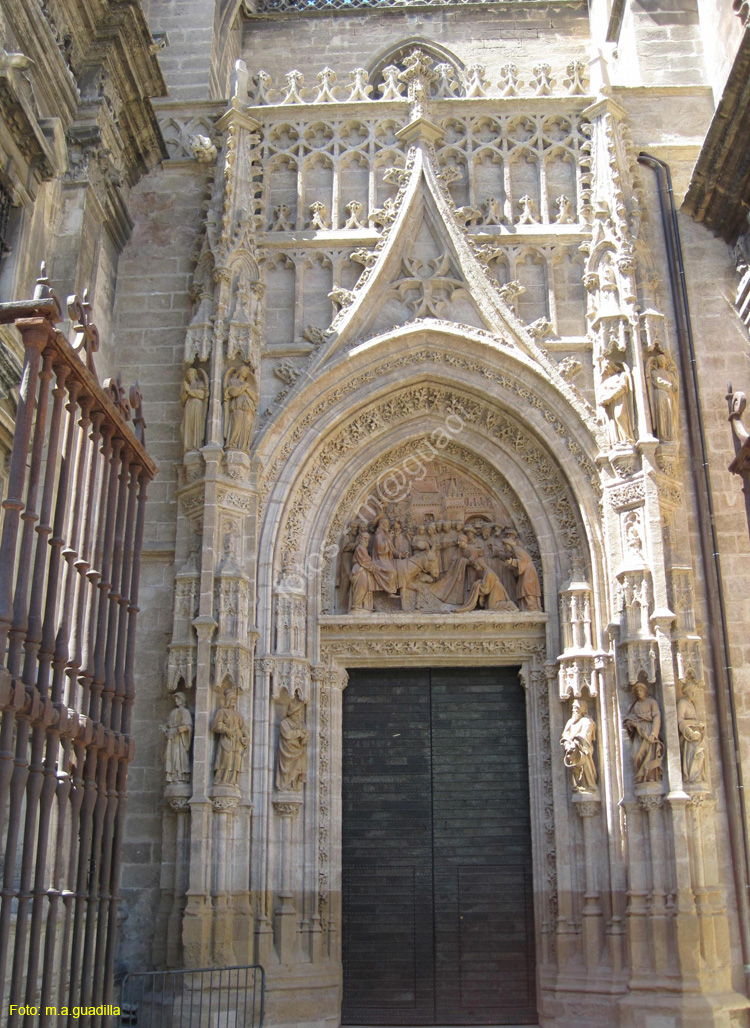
[341,667,537,1026]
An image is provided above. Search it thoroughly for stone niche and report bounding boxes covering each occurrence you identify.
[334,460,543,615]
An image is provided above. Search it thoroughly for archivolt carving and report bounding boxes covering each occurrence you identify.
[276,383,587,572]
[258,345,600,508]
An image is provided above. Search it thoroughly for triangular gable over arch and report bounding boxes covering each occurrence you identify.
[303,123,585,415]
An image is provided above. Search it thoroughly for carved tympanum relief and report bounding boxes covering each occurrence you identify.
[336,463,541,613]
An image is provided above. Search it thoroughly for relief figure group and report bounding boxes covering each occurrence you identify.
[339,515,542,614]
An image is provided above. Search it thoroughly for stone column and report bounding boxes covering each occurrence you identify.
[574,795,604,970]
[166,790,191,967]
[212,789,240,966]
[638,789,669,977]
[273,799,301,964]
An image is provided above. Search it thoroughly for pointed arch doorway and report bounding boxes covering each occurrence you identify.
[341,665,538,1026]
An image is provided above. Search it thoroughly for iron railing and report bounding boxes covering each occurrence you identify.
[0,265,156,1026]
[119,965,265,1028]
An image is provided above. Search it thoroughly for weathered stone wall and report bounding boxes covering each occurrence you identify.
[112,161,211,970]
[616,0,707,87]
[697,0,745,101]
[241,2,590,86]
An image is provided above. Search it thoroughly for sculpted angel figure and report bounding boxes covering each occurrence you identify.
[162,691,193,783]
[560,698,598,792]
[212,690,250,787]
[275,696,311,792]
[677,682,707,784]
[648,353,678,441]
[180,366,209,453]
[223,365,257,451]
[623,681,664,783]
[600,360,635,446]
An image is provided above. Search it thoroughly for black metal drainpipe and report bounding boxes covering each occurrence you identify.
[638,151,750,997]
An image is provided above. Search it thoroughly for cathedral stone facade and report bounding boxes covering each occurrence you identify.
[3,1,750,1027]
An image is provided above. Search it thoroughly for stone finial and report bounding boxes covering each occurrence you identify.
[564,60,587,95]
[347,68,373,101]
[281,70,305,105]
[517,195,539,225]
[530,64,554,95]
[464,64,489,99]
[378,65,404,101]
[555,195,576,224]
[498,64,521,97]
[343,200,365,229]
[313,67,338,103]
[309,201,331,230]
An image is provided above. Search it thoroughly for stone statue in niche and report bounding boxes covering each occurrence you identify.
[212,689,250,787]
[560,698,598,793]
[623,680,664,784]
[223,365,257,451]
[180,366,209,453]
[648,353,678,441]
[600,360,635,446]
[677,681,707,784]
[497,529,543,611]
[275,695,310,792]
[162,691,193,783]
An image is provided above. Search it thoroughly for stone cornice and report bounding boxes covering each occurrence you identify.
[683,25,750,242]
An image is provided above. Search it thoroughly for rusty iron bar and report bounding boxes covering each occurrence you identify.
[0,270,157,1024]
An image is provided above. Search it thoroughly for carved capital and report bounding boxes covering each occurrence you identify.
[573,797,601,817]
[638,791,664,813]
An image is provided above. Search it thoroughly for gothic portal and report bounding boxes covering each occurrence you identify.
[91,5,750,1028]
